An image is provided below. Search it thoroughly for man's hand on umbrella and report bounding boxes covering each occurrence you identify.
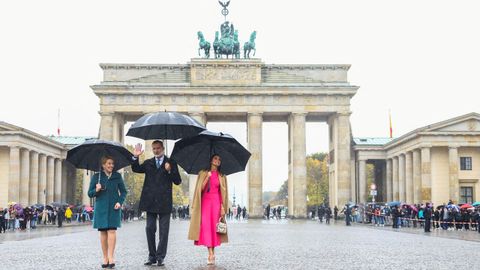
[95,183,102,192]
[165,162,171,172]
[114,203,121,210]
[133,143,144,157]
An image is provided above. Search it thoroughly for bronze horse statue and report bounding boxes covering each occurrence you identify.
[197,31,211,58]
[244,31,256,59]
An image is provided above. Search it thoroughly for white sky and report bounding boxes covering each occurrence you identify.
[1,0,479,204]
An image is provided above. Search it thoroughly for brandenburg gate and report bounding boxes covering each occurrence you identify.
[91,58,358,218]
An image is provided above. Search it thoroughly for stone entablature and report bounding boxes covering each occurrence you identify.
[97,59,353,86]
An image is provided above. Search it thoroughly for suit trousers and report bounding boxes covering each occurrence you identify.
[146,212,171,262]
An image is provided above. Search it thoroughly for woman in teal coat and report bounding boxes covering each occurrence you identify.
[88,156,127,269]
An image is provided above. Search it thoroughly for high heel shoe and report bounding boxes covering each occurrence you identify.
[207,255,214,265]
[107,263,115,269]
[101,261,109,268]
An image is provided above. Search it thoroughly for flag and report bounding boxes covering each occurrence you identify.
[57,108,61,136]
[389,110,393,138]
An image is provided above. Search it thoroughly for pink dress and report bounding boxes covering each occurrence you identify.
[195,170,222,247]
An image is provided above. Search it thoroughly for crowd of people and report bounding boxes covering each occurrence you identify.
[338,200,480,233]
[0,203,98,233]
[228,205,248,220]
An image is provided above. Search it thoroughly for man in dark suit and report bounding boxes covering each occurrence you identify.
[132,140,181,267]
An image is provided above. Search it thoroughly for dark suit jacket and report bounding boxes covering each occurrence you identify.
[132,156,181,214]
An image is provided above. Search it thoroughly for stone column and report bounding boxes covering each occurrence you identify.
[188,112,207,205]
[392,156,399,201]
[20,148,30,206]
[46,156,55,203]
[82,170,91,206]
[61,161,68,203]
[335,113,352,207]
[9,146,21,203]
[350,159,356,203]
[248,113,263,218]
[112,113,125,144]
[398,154,405,202]
[54,158,62,202]
[405,151,413,204]
[448,146,459,203]
[29,151,39,205]
[66,163,77,204]
[358,159,367,203]
[421,147,432,203]
[288,113,307,218]
[38,154,47,205]
[386,159,393,202]
[412,149,421,203]
[99,112,114,141]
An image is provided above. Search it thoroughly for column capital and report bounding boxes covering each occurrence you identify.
[188,111,206,116]
[419,144,432,149]
[98,111,115,117]
[247,112,263,116]
[448,144,459,150]
[337,111,352,117]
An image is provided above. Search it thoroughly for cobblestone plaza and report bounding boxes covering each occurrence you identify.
[1,220,479,270]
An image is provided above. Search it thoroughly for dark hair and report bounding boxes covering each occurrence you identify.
[207,154,222,175]
[152,140,164,148]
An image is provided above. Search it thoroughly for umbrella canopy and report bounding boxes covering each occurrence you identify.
[30,204,44,210]
[387,201,401,207]
[407,204,418,212]
[85,206,93,212]
[446,204,460,211]
[472,201,480,207]
[66,139,133,172]
[460,204,473,209]
[126,111,206,140]
[171,130,251,175]
[49,202,68,208]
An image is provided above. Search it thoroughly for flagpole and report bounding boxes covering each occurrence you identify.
[389,109,393,139]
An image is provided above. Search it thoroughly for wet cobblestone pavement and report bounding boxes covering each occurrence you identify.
[1,219,479,270]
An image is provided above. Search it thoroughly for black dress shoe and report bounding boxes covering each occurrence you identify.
[144,261,156,266]
[108,263,115,269]
[157,260,165,266]
[101,262,109,268]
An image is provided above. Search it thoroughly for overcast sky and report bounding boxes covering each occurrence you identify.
[1,0,479,205]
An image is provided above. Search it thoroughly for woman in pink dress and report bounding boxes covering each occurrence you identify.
[188,154,229,265]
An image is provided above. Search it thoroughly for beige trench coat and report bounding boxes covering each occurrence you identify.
[188,170,229,243]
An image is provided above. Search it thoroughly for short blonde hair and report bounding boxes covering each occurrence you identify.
[101,155,114,165]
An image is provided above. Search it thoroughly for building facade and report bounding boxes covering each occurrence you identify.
[0,121,94,207]
[353,113,480,206]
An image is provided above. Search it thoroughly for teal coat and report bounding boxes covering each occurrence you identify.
[88,171,127,229]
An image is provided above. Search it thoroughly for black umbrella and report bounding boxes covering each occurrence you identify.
[126,111,206,140]
[66,139,133,172]
[66,139,134,185]
[171,130,251,175]
[49,202,68,208]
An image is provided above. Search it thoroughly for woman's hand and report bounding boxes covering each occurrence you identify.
[114,203,121,210]
[95,183,102,192]
[220,205,226,217]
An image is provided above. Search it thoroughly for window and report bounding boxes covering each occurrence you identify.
[460,157,472,170]
[459,187,473,204]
